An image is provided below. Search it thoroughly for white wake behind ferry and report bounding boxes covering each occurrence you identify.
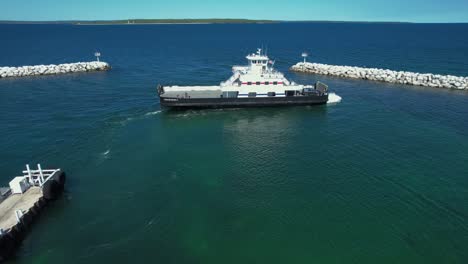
[157,49,329,108]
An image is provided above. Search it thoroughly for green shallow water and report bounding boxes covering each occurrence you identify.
[13,97,468,263]
[1,23,468,263]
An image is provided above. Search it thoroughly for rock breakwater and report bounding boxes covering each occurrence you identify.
[0,61,110,79]
[291,62,468,90]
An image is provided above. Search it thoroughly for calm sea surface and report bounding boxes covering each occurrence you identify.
[0,23,468,263]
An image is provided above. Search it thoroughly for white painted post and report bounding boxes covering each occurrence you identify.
[15,210,23,223]
[94,52,101,62]
[26,164,32,185]
[301,53,308,71]
[38,163,45,186]
[302,52,308,64]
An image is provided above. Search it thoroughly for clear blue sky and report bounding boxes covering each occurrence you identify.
[2,0,468,22]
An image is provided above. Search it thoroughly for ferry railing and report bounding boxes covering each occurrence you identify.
[221,72,241,87]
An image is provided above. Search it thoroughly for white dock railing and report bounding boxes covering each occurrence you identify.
[22,164,61,187]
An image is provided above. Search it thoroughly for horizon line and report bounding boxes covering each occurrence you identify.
[0,18,468,24]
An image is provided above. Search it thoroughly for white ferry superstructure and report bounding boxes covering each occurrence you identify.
[157,49,329,108]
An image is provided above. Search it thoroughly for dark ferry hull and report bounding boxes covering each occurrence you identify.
[160,95,328,109]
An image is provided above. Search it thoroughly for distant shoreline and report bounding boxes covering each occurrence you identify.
[0,19,277,25]
[0,18,468,25]
[76,22,214,25]
[1,19,467,25]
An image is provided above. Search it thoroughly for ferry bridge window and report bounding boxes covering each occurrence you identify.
[248,92,257,97]
[247,82,252,85]
[273,81,278,85]
[265,81,270,85]
[256,81,261,85]
[268,92,276,97]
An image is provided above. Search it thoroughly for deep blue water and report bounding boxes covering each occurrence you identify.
[0,23,468,263]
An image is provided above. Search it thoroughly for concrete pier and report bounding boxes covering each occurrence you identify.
[291,62,468,90]
[0,187,43,232]
[0,61,110,79]
[0,165,65,262]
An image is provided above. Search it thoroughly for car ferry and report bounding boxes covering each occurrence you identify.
[157,49,329,108]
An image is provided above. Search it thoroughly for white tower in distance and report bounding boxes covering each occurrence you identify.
[94,52,101,62]
[301,52,308,63]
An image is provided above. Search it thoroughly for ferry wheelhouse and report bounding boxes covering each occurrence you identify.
[157,49,329,108]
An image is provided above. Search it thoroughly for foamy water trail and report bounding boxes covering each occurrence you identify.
[327,93,342,104]
[118,110,162,126]
[145,110,162,116]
